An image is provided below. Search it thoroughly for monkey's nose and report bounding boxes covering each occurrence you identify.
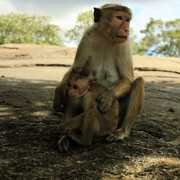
[124,28,129,33]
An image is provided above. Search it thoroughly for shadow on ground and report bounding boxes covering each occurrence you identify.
[0,77,179,179]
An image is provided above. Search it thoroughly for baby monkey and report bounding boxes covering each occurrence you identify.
[58,66,119,146]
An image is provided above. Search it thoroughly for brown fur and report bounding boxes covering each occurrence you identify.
[54,4,144,152]
[58,67,119,145]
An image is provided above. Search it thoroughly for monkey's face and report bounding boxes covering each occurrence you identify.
[104,11,131,43]
[67,79,89,98]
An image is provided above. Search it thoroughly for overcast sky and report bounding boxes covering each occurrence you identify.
[0,0,179,46]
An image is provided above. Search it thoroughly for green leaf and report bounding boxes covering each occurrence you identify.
[0,13,64,46]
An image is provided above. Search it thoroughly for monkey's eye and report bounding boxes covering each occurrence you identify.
[116,16,123,20]
[73,84,78,89]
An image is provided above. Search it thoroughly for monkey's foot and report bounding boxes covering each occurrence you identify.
[58,135,70,153]
[106,129,129,142]
[58,123,70,135]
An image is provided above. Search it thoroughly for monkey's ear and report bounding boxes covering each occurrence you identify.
[93,7,101,22]
[90,79,97,87]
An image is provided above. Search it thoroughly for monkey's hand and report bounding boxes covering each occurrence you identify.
[96,89,115,113]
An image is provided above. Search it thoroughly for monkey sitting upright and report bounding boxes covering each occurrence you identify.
[54,4,145,153]
[58,67,119,146]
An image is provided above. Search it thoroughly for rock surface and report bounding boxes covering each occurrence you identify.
[0,44,179,179]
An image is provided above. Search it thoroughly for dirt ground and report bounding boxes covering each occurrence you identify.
[0,44,179,179]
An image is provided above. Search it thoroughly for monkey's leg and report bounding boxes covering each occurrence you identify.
[68,130,85,145]
[106,77,145,141]
[69,110,99,146]
[81,109,100,145]
[58,113,86,152]
[58,112,86,133]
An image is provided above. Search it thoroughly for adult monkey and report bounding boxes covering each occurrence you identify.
[53,4,145,152]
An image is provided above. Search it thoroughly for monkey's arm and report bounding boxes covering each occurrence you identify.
[97,56,134,113]
[96,79,132,113]
[110,78,132,97]
[111,40,134,97]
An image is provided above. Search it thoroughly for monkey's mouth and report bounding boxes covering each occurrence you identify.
[116,35,127,39]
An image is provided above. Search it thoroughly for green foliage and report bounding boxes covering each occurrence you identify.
[130,28,139,55]
[66,10,179,57]
[0,13,63,45]
[138,18,180,57]
[65,11,93,45]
